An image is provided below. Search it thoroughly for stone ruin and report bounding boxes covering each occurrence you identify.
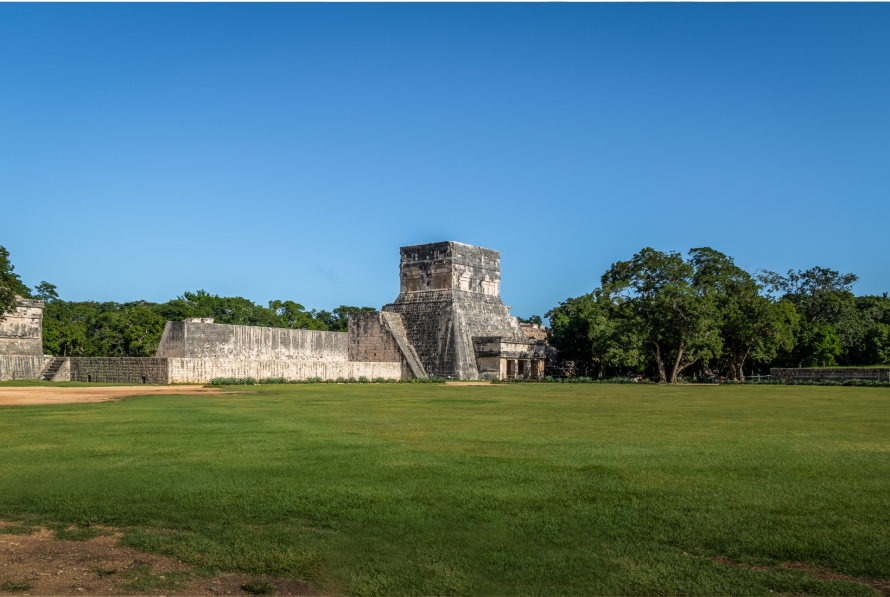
[0,242,548,382]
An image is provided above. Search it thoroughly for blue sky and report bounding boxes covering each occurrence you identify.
[2,3,888,320]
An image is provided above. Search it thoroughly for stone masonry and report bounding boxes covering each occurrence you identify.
[70,357,171,384]
[156,319,347,361]
[7,242,541,383]
[376,242,545,380]
[0,297,54,381]
[348,311,427,379]
[770,368,890,383]
[0,297,45,356]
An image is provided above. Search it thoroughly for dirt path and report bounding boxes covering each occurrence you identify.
[0,521,314,595]
[0,386,223,407]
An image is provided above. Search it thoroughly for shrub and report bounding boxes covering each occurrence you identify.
[358,376,369,384]
[335,377,346,384]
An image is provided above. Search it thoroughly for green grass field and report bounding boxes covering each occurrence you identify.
[1,384,888,596]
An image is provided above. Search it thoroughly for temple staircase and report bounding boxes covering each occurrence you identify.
[381,313,427,379]
[40,357,68,381]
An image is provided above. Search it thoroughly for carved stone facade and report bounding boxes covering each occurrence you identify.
[366,241,546,380]
[0,297,54,381]
[0,297,45,356]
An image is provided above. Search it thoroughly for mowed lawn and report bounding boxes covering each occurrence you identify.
[0,384,888,596]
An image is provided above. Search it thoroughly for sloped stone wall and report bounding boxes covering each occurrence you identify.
[156,321,347,361]
[0,355,53,381]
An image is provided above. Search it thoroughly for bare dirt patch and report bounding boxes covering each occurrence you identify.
[706,556,890,596]
[0,386,223,407]
[0,521,314,596]
[783,562,890,596]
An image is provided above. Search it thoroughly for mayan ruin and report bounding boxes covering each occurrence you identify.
[0,242,547,383]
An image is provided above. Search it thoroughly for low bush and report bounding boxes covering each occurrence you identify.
[206,376,447,386]
[492,376,648,384]
[725,379,890,387]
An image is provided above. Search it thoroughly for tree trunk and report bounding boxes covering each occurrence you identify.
[669,341,685,383]
[651,342,667,383]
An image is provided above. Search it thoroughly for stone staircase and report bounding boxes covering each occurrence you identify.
[40,357,67,381]
[381,313,427,379]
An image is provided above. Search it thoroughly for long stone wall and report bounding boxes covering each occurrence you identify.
[0,355,53,381]
[62,357,401,383]
[167,358,400,383]
[70,357,171,384]
[770,368,890,382]
[157,321,348,361]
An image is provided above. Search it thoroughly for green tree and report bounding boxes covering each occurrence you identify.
[0,245,31,319]
[804,324,842,367]
[316,305,375,332]
[770,267,863,365]
[687,249,799,380]
[517,315,543,325]
[34,281,59,302]
[269,300,328,330]
[601,248,724,383]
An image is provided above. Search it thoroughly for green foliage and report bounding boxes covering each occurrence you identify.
[517,314,543,325]
[242,580,276,595]
[316,305,376,333]
[52,525,114,542]
[93,567,117,577]
[0,245,31,319]
[0,525,37,535]
[493,376,644,384]
[118,565,193,592]
[804,324,843,367]
[1,580,32,592]
[600,247,727,383]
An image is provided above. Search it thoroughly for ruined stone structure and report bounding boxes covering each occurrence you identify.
[770,368,890,383]
[2,242,544,383]
[0,297,53,381]
[354,241,547,380]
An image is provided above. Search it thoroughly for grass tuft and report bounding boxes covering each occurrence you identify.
[0,525,37,536]
[242,580,276,595]
[118,565,192,592]
[1,581,32,592]
[51,526,113,542]
[93,567,117,577]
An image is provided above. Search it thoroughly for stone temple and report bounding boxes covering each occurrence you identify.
[0,242,547,382]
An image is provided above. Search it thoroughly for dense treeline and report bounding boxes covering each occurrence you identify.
[543,247,890,381]
[4,244,889,375]
[1,245,374,358]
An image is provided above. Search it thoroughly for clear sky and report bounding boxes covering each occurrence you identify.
[2,3,888,321]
